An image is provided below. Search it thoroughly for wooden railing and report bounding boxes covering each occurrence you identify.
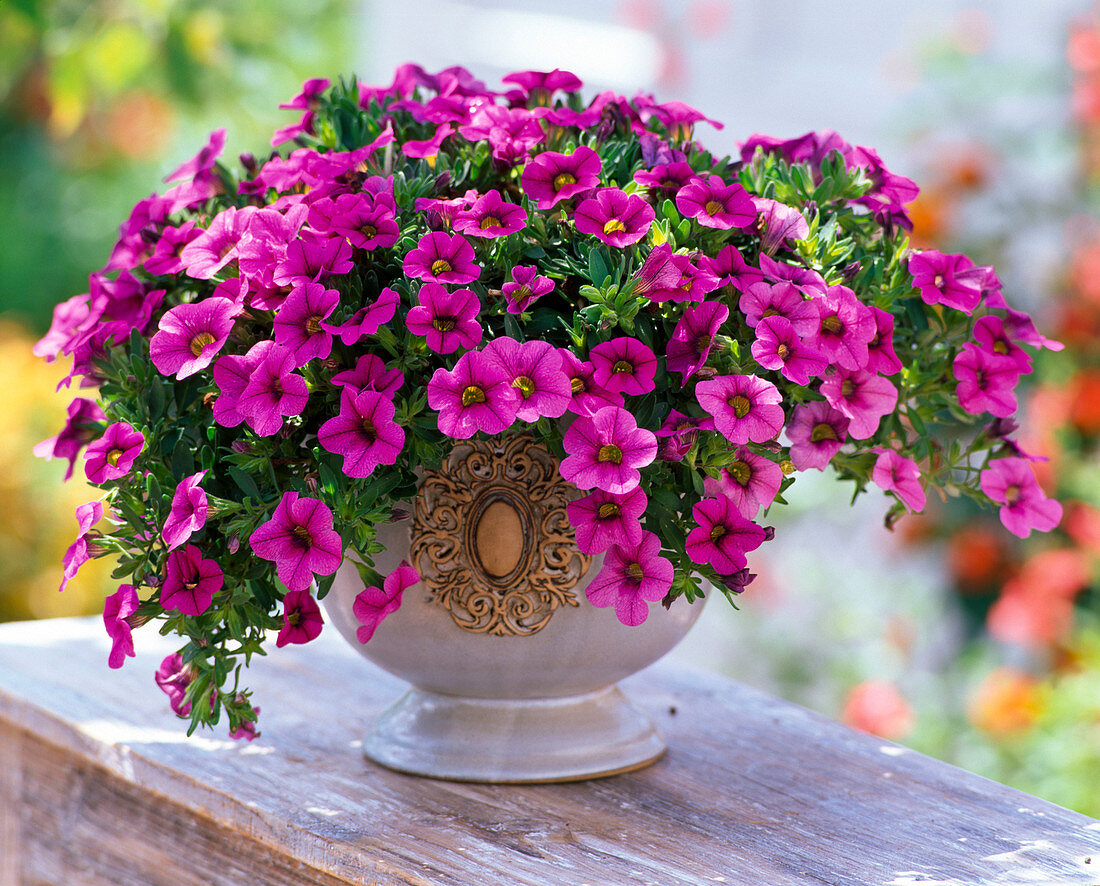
[1,616,1097,885]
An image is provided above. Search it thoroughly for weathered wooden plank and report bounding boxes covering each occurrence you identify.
[0,722,23,886]
[0,616,1097,885]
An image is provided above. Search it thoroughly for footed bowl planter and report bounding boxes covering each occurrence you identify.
[324,434,705,783]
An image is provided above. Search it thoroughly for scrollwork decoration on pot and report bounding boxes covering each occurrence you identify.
[37,63,1063,780]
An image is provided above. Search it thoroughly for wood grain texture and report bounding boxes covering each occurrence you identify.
[0,616,1098,886]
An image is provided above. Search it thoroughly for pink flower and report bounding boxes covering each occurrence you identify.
[330,354,404,396]
[871,450,926,512]
[972,315,1032,375]
[841,681,914,740]
[574,188,654,248]
[212,340,275,428]
[35,397,105,481]
[155,653,194,716]
[483,337,572,421]
[322,287,400,346]
[786,401,850,471]
[163,471,209,550]
[104,584,139,669]
[520,145,602,209]
[354,562,420,642]
[60,501,103,593]
[953,345,1019,418]
[685,496,767,574]
[908,250,985,314]
[312,193,400,251]
[402,231,480,284]
[238,344,310,437]
[585,532,673,626]
[150,298,238,380]
[675,175,755,230]
[819,369,897,440]
[703,448,783,520]
[738,280,818,337]
[145,221,202,276]
[866,306,903,376]
[809,285,876,372]
[273,231,353,288]
[559,350,623,417]
[566,487,647,554]
[85,422,145,484]
[453,190,528,239]
[179,206,252,279]
[696,375,784,445]
[980,458,1062,538]
[250,492,343,592]
[427,350,520,438]
[560,406,657,495]
[633,160,695,192]
[276,589,324,647]
[318,388,405,478]
[590,337,657,396]
[406,283,482,354]
[273,281,340,365]
[704,244,764,293]
[667,301,729,382]
[401,122,454,159]
[502,265,554,314]
[754,197,809,254]
[750,315,827,385]
[161,545,223,616]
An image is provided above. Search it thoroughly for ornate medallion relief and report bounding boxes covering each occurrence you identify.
[411,434,590,636]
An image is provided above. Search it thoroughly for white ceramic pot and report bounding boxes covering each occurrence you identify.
[324,434,705,783]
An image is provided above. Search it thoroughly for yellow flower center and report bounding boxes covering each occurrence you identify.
[626,561,645,582]
[821,316,844,335]
[710,524,727,542]
[513,375,536,397]
[570,376,585,394]
[993,341,1008,355]
[612,359,634,374]
[305,315,323,335]
[728,459,751,487]
[431,259,453,276]
[1004,483,1021,503]
[553,172,577,191]
[598,502,622,519]
[695,334,712,355]
[360,419,377,443]
[704,200,724,216]
[841,379,855,398]
[292,525,313,549]
[432,316,456,331]
[603,219,627,235]
[597,444,623,464]
[461,385,487,406]
[810,422,838,442]
[106,448,124,467]
[480,216,503,230]
[360,223,377,238]
[189,332,216,357]
[776,343,790,360]
[727,394,751,418]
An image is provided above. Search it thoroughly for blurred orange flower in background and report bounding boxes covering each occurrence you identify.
[841,680,915,740]
[968,668,1045,736]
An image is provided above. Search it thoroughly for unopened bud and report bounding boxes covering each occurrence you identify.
[780,459,796,475]
[227,534,240,555]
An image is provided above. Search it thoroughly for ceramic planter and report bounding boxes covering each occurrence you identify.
[323,433,705,783]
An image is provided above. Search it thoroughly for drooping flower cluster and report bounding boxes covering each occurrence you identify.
[37,64,1061,738]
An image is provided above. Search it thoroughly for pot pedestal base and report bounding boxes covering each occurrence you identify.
[362,685,665,783]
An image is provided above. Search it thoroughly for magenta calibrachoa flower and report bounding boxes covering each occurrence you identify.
[953,345,1019,418]
[427,350,520,438]
[750,315,827,385]
[318,389,405,478]
[907,250,985,313]
[33,397,106,481]
[503,265,554,314]
[276,590,324,647]
[696,375,784,445]
[402,230,480,284]
[560,406,657,495]
[520,145,601,209]
[161,545,224,616]
[249,492,343,592]
[104,584,139,669]
[322,287,400,346]
[84,422,144,483]
[163,471,209,550]
[60,501,103,593]
[483,337,572,421]
[331,354,404,395]
[703,448,783,520]
[590,336,657,396]
[871,449,926,512]
[155,653,194,717]
[786,401,851,471]
[819,369,898,440]
[980,457,1063,539]
[453,190,528,239]
[237,345,310,437]
[354,562,420,643]
[574,188,655,248]
[567,486,646,555]
[150,297,238,380]
[685,496,767,575]
[273,281,340,365]
[585,532,673,626]
[559,350,623,417]
[676,174,755,230]
[406,283,482,354]
[667,301,729,382]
